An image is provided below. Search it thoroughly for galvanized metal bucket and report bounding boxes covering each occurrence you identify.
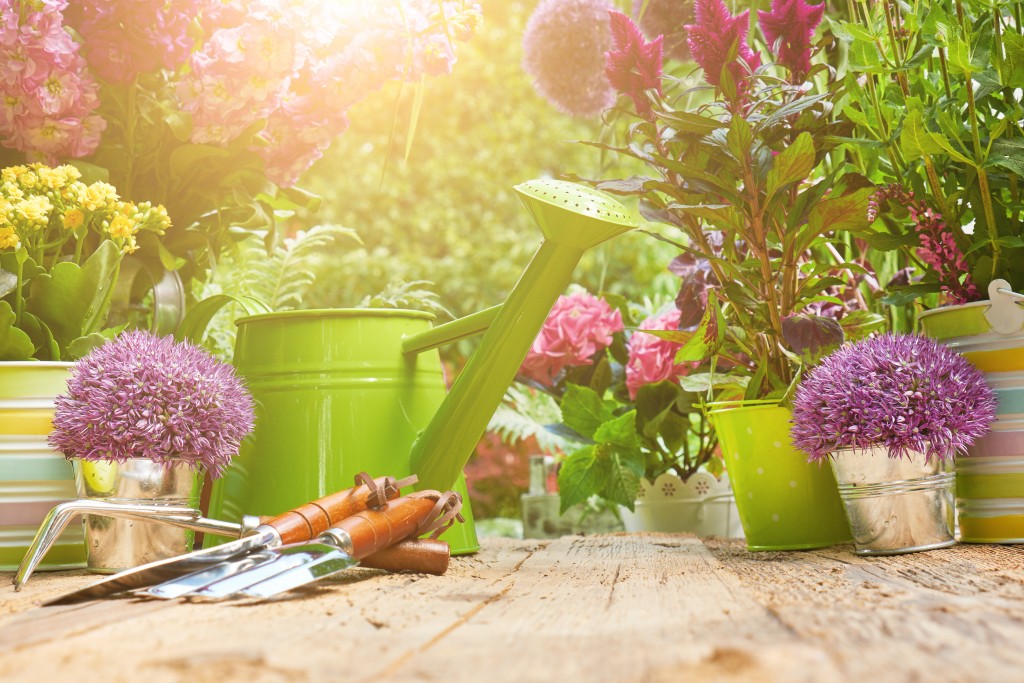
[74,458,202,573]
[829,446,955,555]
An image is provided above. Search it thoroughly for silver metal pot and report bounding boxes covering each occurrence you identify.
[829,445,955,555]
[73,458,202,573]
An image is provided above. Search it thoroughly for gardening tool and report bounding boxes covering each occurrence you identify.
[35,473,412,603]
[206,179,638,555]
[143,490,461,601]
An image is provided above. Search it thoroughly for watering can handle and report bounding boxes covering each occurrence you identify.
[401,304,502,356]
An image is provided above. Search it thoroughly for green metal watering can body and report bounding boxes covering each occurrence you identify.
[207,180,638,554]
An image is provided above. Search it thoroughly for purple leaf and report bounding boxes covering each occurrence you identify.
[781,314,844,359]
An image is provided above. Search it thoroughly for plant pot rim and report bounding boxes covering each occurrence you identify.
[236,308,436,327]
[916,299,995,319]
[705,399,784,414]
[0,361,74,368]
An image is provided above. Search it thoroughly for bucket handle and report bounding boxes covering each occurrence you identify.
[985,279,1024,336]
[400,304,502,356]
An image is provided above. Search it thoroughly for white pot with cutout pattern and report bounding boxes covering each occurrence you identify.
[620,472,744,538]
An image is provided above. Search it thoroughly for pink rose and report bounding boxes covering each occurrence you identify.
[626,308,693,399]
[521,292,624,386]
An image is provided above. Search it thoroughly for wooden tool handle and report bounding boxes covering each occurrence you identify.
[335,496,438,560]
[360,538,451,576]
[262,476,400,544]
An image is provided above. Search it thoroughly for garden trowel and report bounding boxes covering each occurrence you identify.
[142,490,462,601]
[41,473,415,605]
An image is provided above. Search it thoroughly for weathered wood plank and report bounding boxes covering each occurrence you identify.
[1,536,1022,683]
[705,538,1024,682]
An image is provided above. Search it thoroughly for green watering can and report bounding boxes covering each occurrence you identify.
[205,179,638,554]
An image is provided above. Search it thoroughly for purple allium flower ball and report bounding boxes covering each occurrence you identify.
[522,0,617,118]
[49,331,255,478]
[632,0,693,62]
[791,333,997,462]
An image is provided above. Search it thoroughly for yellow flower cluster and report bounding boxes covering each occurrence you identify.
[0,163,171,256]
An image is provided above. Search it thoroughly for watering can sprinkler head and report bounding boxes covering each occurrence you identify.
[513,178,638,250]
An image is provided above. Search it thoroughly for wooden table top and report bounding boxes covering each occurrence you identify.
[2,534,1023,682]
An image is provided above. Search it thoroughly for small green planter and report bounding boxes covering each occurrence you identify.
[708,402,852,551]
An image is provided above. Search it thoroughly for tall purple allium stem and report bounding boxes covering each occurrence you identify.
[791,333,997,461]
[49,330,255,478]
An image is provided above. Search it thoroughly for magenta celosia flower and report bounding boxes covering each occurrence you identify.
[522,0,617,118]
[632,0,693,62]
[873,185,979,304]
[605,10,663,121]
[521,292,624,386]
[685,0,761,95]
[49,331,255,478]
[626,308,694,399]
[758,0,825,80]
[791,334,997,461]
[0,0,106,161]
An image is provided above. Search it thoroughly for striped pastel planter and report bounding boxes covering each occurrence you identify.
[0,363,85,571]
[918,283,1024,543]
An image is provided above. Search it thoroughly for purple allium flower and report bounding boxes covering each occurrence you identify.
[791,334,997,462]
[49,331,255,478]
[522,0,617,118]
[632,0,692,62]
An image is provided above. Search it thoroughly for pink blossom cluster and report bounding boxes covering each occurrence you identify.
[521,292,624,386]
[604,10,663,121]
[0,0,105,161]
[74,0,210,85]
[180,0,481,185]
[626,308,693,400]
[874,185,979,304]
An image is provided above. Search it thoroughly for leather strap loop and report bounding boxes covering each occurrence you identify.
[408,490,465,539]
[353,472,419,510]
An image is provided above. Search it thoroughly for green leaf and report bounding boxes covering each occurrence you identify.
[861,230,919,251]
[899,99,942,161]
[881,283,942,306]
[589,355,612,398]
[175,293,271,344]
[0,301,34,360]
[677,372,749,392]
[557,446,606,513]
[635,380,680,437]
[766,132,815,200]
[603,449,645,511]
[675,289,725,362]
[657,111,727,136]
[66,325,127,360]
[593,410,641,449]
[804,187,875,250]
[559,384,614,440]
[727,116,753,160]
[25,240,121,352]
[838,310,887,342]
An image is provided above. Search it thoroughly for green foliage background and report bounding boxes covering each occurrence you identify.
[301,0,677,321]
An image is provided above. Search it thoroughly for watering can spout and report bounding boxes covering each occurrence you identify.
[409,179,638,492]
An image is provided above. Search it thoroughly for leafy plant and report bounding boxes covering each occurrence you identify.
[511,289,721,513]
[836,0,1024,303]
[0,164,170,360]
[590,4,884,399]
[194,224,358,359]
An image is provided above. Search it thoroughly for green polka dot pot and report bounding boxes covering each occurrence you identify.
[707,402,852,551]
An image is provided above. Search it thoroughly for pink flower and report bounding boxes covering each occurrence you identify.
[758,0,825,80]
[604,10,663,121]
[685,0,761,95]
[521,292,624,386]
[626,308,693,399]
[0,0,105,161]
[75,1,207,84]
